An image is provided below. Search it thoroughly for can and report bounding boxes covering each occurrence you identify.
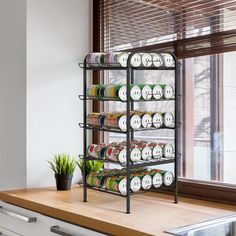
[152,169,173,186]
[86,172,106,188]
[104,52,130,67]
[104,113,127,131]
[152,53,164,67]
[104,85,116,98]
[141,53,152,67]
[86,53,104,66]
[87,144,106,159]
[130,176,141,192]
[139,173,152,190]
[134,111,152,128]
[130,114,142,130]
[150,171,163,188]
[130,146,142,162]
[138,143,152,161]
[149,143,163,159]
[99,85,108,97]
[139,84,152,100]
[147,112,163,128]
[86,85,103,97]
[130,85,142,100]
[113,85,127,101]
[150,84,163,100]
[87,113,106,127]
[163,144,174,158]
[162,53,175,67]
[130,53,142,67]
[105,176,127,195]
[159,84,175,99]
[163,112,175,128]
[105,146,127,164]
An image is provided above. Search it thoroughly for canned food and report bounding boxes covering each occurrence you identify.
[130,114,142,130]
[130,53,142,67]
[149,112,163,128]
[149,143,163,159]
[152,53,164,67]
[104,85,116,98]
[138,144,152,161]
[86,85,100,97]
[85,53,102,66]
[105,146,127,164]
[139,84,152,100]
[99,85,108,97]
[87,144,106,159]
[87,172,106,188]
[150,171,163,188]
[139,173,152,190]
[107,52,130,67]
[134,111,152,128]
[130,85,142,101]
[105,176,127,195]
[160,84,175,99]
[130,176,141,192]
[163,144,174,158]
[163,112,175,128]
[87,113,106,127]
[150,84,163,100]
[130,146,142,162]
[162,53,175,67]
[104,113,127,131]
[141,53,152,67]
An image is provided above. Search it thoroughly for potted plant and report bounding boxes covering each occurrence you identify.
[48,153,77,191]
[77,158,103,183]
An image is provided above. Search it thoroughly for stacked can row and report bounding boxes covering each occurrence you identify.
[86,52,175,68]
[87,83,174,101]
[86,168,174,195]
[87,111,174,131]
[87,140,174,164]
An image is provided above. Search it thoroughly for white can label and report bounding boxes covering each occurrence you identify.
[152,173,163,188]
[141,85,152,100]
[164,85,174,99]
[118,178,127,195]
[141,175,152,190]
[118,52,129,67]
[130,176,141,192]
[163,144,174,158]
[152,113,163,128]
[130,114,141,130]
[152,145,163,159]
[163,172,173,186]
[118,115,127,131]
[141,53,152,67]
[130,85,142,100]
[162,53,175,67]
[118,149,127,164]
[130,147,141,162]
[130,53,142,67]
[164,112,174,127]
[152,85,163,100]
[118,86,127,101]
[141,114,152,128]
[141,146,152,160]
[152,53,164,67]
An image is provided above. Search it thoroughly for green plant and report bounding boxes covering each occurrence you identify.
[48,153,77,176]
[78,158,103,174]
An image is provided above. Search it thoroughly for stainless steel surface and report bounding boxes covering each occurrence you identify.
[0,206,37,223]
[166,214,236,236]
[50,225,78,236]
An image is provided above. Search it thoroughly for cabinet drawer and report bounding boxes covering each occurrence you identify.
[0,201,107,236]
[0,226,22,236]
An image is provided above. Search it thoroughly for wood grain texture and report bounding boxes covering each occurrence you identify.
[0,186,236,236]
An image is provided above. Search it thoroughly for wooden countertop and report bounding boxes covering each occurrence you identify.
[0,186,236,236]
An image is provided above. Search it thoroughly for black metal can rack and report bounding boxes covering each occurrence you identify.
[79,51,181,214]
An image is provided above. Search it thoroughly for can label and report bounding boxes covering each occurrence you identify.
[105,146,127,164]
[162,53,175,67]
[163,84,174,99]
[152,53,164,67]
[141,53,152,67]
[141,113,152,128]
[163,112,175,127]
[151,172,163,188]
[140,174,152,190]
[140,146,152,161]
[87,113,105,126]
[152,113,163,128]
[151,84,163,100]
[118,52,129,67]
[87,144,106,159]
[152,144,163,159]
[130,147,141,162]
[130,176,141,192]
[130,85,142,100]
[140,84,152,100]
[105,176,127,195]
[130,114,141,130]
[104,114,127,131]
[130,53,142,67]
[116,85,127,101]
[163,144,174,158]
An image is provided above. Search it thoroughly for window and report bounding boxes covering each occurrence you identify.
[94,0,236,200]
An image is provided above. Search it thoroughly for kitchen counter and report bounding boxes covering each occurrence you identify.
[0,186,236,236]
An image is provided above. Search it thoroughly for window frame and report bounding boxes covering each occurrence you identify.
[92,0,236,205]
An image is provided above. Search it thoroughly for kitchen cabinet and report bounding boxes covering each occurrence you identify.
[0,201,106,236]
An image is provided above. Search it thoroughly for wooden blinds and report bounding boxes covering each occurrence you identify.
[100,0,236,57]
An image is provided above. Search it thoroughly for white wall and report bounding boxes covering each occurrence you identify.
[27,0,91,187]
[0,0,27,190]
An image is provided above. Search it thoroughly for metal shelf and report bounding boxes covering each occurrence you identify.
[78,95,175,102]
[79,123,175,133]
[79,155,175,168]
